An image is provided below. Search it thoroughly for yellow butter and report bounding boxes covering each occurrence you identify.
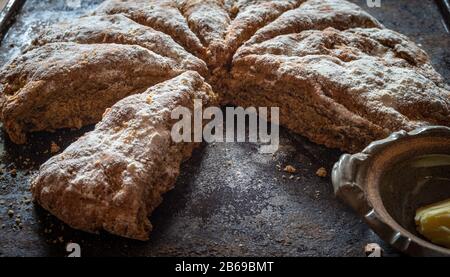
[415,198,450,249]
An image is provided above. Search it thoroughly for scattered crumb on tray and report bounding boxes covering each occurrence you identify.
[283,165,296,174]
[50,141,60,153]
[9,168,17,177]
[316,167,327,178]
[365,243,383,257]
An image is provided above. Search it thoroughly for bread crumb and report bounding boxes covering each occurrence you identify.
[50,142,60,154]
[365,243,383,257]
[284,165,296,174]
[9,168,17,176]
[316,167,327,177]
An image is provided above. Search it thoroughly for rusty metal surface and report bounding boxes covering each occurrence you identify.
[0,0,449,257]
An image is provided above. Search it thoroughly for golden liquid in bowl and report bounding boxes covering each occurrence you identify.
[380,154,450,245]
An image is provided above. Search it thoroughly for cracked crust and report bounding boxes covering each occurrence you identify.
[213,0,383,90]
[245,0,382,45]
[94,0,207,60]
[224,0,303,63]
[178,0,231,68]
[31,14,208,76]
[229,27,450,152]
[0,42,184,144]
[31,71,218,240]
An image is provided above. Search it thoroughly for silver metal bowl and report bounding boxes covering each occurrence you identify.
[332,126,450,256]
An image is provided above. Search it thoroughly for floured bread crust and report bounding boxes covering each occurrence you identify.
[31,71,217,240]
[31,14,208,75]
[0,42,186,144]
[94,0,207,60]
[225,0,303,64]
[229,27,450,152]
[245,0,383,45]
[178,0,231,68]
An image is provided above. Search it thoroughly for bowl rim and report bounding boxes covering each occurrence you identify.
[332,125,450,256]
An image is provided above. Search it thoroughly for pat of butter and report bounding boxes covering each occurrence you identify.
[415,198,450,249]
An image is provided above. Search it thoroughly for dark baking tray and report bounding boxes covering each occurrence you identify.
[0,0,25,41]
[0,0,449,257]
[436,0,450,30]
